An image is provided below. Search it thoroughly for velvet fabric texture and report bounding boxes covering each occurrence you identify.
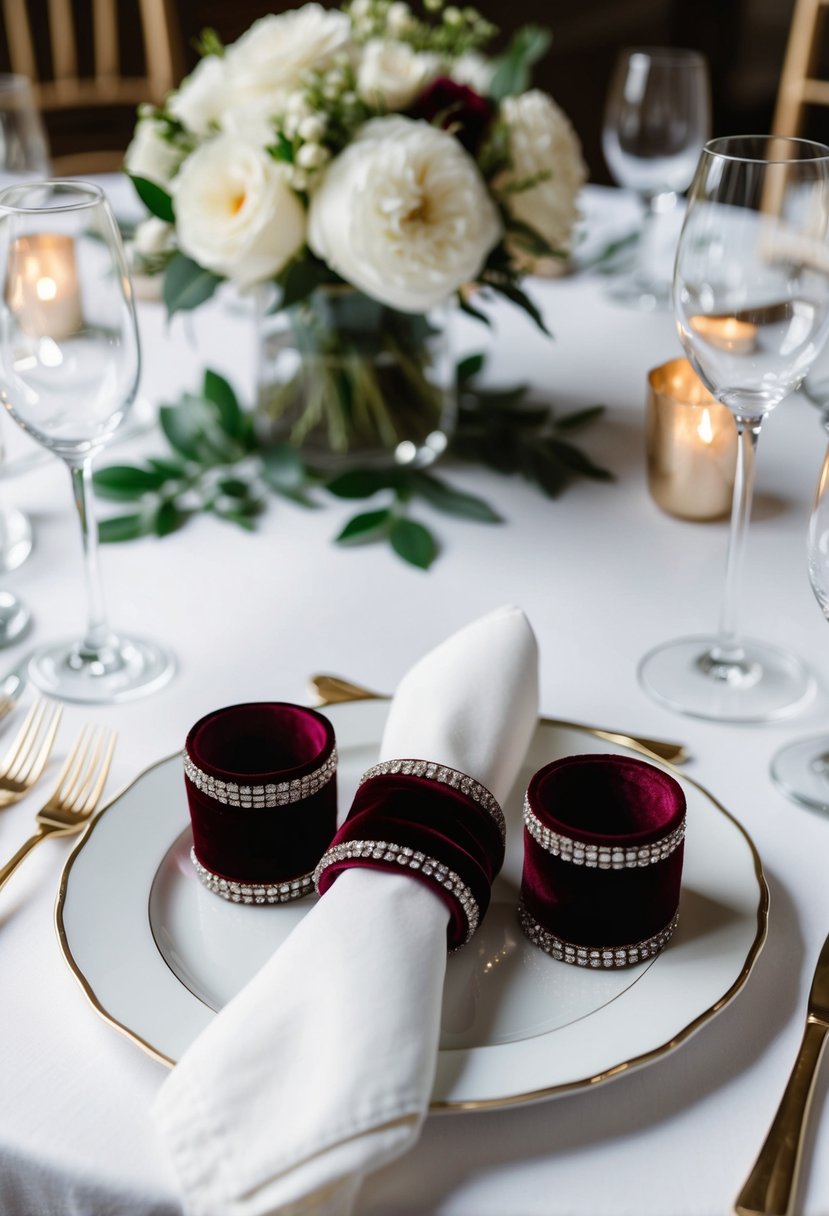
[521,753,685,953]
[184,702,337,885]
[316,771,505,950]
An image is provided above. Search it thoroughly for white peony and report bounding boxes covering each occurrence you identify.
[223,4,354,116]
[172,136,306,287]
[124,115,185,187]
[308,115,502,312]
[167,55,228,136]
[356,39,439,110]
[497,90,587,264]
[451,51,494,96]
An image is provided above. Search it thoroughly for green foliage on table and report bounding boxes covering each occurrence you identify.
[93,360,609,569]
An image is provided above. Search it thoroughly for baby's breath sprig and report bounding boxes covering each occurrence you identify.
[345,0,495,58]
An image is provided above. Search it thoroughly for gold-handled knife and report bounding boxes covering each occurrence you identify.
[734,932,829,1216]
[308,674,690,766]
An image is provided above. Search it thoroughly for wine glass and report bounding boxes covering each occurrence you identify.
[771,439,829,810]
[602,48,711,309]
[638,135,829,721]
[0,180,175,702]
[0,75,52,585]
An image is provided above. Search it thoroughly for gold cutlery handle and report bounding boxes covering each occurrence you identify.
[735,1018,829,1215]
[0,828,48,892]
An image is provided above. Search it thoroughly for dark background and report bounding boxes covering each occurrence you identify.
[4,0,828,180]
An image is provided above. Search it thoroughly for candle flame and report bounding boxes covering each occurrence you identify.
[697,408,715,445]
[35,276,58,301]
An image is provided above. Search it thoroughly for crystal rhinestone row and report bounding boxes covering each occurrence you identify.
[183,748,336,808]
[313,838,480,945]
[523,795,685,868]
[518,901,679,968]
[359,759,505,844]
[191,849,315,903]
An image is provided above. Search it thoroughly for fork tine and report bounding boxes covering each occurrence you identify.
[63,727,105,812]
[48,723,93,803]
[0,693,17,723]
[13,702,62,785]
[77,729,116,815]
[0,698,46,780]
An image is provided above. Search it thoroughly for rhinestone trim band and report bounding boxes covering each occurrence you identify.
[518,900,679,968]
[313,838,480,946]
[360,759,505,844]
[183,747,337,809]
[191,848,315,903]
[523,795,685,868]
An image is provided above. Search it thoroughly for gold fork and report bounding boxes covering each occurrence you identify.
[0,724,117,893]
[0,698,63,809]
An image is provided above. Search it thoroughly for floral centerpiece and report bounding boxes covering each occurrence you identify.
[125,0,586,467]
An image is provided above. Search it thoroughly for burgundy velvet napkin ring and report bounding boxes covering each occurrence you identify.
[314,759,506,950]
[184,702,337,904]
[519,753,686,969]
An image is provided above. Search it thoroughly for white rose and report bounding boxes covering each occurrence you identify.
[356,40,439,110]
[497,90,587,262]
[224,4,354,115]
[124,116,185,187]
[167,55,228,136]
[308,116,502,312]
[133,217,175,257]
[173,136,306,287]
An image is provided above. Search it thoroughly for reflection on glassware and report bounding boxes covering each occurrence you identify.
[772,442,829,810]
[639,135,829,721]
[602,47,710,310]
[0,589,30,646]
[0,75,50,187]
[0,180,175,703]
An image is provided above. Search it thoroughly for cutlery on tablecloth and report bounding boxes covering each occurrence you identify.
[0,724,116,892]
[309,673,690,766]
[734,931,829,1216]
[0,697,62,809]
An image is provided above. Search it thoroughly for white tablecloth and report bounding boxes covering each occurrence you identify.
[2,182,829,1216]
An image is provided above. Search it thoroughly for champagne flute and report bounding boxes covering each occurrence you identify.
[639,135,829,721]
[0,180,175,702]
[772,440,829,809]
[602,48,710,309]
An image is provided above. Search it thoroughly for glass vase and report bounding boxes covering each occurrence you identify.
[255,284,455,471]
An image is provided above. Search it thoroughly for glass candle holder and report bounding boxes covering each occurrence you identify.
[646,357,738,521]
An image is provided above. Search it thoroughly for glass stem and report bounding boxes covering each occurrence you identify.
[711,417,763,666]
[69,459,111,657]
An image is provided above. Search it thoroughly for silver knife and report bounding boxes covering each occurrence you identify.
[734,931,829,1215]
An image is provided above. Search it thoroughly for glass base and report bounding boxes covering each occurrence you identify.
[0,590,30,647]
[27,633,175,704]
[605,273,671,312]
[771,734,829,813]
[638,635,815,723]
[0,507,32,572]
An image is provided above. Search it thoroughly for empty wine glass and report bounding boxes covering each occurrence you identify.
[639,135,829,721]
[0,180,175,702]
[0,75,51,583]
[772,439,829,810]
[602,47,710,309]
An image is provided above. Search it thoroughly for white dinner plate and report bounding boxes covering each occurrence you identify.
[56,700,767,1110]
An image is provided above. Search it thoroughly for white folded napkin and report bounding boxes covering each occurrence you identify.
[154,604,539,1216]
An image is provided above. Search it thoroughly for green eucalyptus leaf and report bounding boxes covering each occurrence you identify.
[326,468,400,499]
[554,405,606,432]
[154,500,188,536]
[547,438,614,481]
[389,518,437,569]
[92,464,168,501]
[203,370,244,438]
[336,508,393,543]
[278,254,333,310]
[129,175,175,223]
[163,254,222,318]
[489,24,552,100]
[99,513,150,542]
[410,472,502,523]
[457,293,492,327]
[456,353,486,384]
[147,456,187,478]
